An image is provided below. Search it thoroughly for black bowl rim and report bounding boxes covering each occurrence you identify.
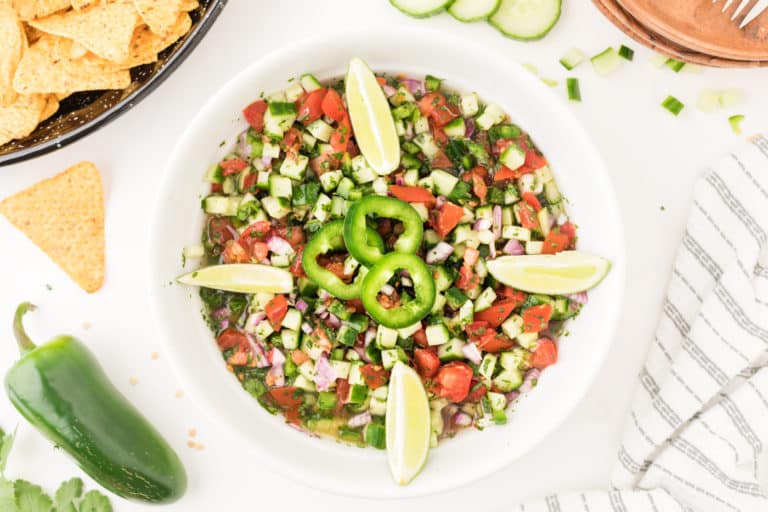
[0,0,228,167]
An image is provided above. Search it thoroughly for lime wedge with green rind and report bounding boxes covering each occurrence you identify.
[177,264,293,294]
[486,251,611,295]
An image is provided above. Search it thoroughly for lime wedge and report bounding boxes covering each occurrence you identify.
[486,251,611,295]
[386,361,431,485]
[177,264,293,294]
[345,57,400,175]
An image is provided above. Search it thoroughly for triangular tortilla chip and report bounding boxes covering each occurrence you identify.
[13,0,71,20]
[0,161,105,293]
[180,0,197,11]
[0,5,26,106]
[115,11,189,69]
[0,92,45,145]
[13,34,130,94]
[133,0,180,35]
[29,1,139,62]
[38,92,58,120]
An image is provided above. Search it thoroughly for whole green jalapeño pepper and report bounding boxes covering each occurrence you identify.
[4,303,187,503]
[302,220,384,299]
[343,196,423,267]
[360,253,436,328]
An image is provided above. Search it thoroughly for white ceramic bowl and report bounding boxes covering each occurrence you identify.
[149,27,625,499]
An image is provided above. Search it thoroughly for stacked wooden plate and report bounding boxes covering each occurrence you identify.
[593,0,768,67]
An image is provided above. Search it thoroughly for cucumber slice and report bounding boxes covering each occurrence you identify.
[489,0,562,41]
[390,0,452,18]
[448,0,501,22]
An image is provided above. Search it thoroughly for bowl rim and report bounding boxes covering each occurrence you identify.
[148,26,626,499]
[0,0,229,167]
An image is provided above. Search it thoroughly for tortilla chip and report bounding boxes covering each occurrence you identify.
[38,92,58,120]
[179,0,196,10]
[0,92,45,145]
[0,5,25,106]
[133,0,180,35]
[114,11,189,68]
[13,0,71,20]
[71,0,95,9]
[0,161,105,293]
[29,1,140,62]
[13,34,130,94]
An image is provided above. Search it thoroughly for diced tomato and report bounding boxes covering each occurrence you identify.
[242,100,267,132]
[269,386,303,409]
[228,349,249,366]
[530,339,558,369]
[296,88,327,124]
[239,221,271,253]
[461,166,489,202]
[210,183,223,193]
[346,298,365,314]
[560,221,577,239]
[310,152,340,176]
[321,89,347,122]
[289,246,305,276]
[280,127,301,150]
[492,138,515,157]
[389,185,436,207]
[274,224,306,249]
[465,320,491,341]
[291,350,310,365]
[417,92,445,117]
[493,165,534,182]
[456,264,481,292]
[431,148,453,169]
[522,304,553,333]
[325,262,348,281]
[251,242,269,262]
[220,158,248,175]
[376,76,387,86]
[431,201,464,239]
[414,348,441,379]
[473,298,519,327]
[433,124,448,146]
[417,92,458,127]
[207,217,235,246]
[518,203,539,230]
[241,171,257,192]
[466,382,488,402]
[335,378,350,413]
[222,240,250,263]
[265,295,289,331]
[463,247,479,267]
[525,149,547,170]
[330,117,352,153]
[413,328,429,348]
[522,192,542,212]
[476,334,515,353]
[501,287,527,304]
[434,362,474,403]
[542,230,570,255]
[216,328,248,351]
[359,364,389,389]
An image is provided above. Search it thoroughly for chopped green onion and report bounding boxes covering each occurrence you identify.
[665,58,686,73]
[661,95,684,116]
[566,78,581,102]
[559,48,586,70]
[728,115,745,134]
[618,45,634,61]
[425,74,442,92]
[718,89,743,108]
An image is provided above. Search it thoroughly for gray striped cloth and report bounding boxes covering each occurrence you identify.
[521,134,768,512]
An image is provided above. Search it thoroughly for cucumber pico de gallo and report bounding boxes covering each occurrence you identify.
[188,69,584,449]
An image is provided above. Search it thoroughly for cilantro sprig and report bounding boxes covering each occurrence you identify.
[0,427,113,512]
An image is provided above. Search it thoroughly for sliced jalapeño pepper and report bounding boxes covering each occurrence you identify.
[360,253,436,328]
[343,196,423,267]
[302,220,384,299]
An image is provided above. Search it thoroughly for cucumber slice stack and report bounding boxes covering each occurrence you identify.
[448,0,501,22]
[389,0,452,18]
[489,0,562,41]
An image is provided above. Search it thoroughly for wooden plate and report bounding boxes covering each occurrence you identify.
[593,0,768,67]
[616,0,768,61]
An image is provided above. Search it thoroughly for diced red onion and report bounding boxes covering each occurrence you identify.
[236,130,250,159]
[473,218,492,231]
[568,292,589,305]
[364,328,376,347]
[380,284,395,296]
[503,239,525,255]
[462,343,482,365]
[548,213,557,229]
[271,347,286,367]
[314,354,335,391]
[518,368,541,394]
[505,391,520,404]
[395,176,405,186]
[465,118,476,139]
[244,312,266,333]
[441,403,459,428]
[326,313,341,329]
[382,83,397,97]
[354,345,371,363]
[318,289,331,301]
[453,412,473,427]
[301,322,313,334]
[260,155,272,167]
[219,319,229,330]
[557,213,569,226]
[295,299,309,313]
[348,410,372,428]
[319,311,329,320]
[268,366,285,387]
[223,224,240,241]
[426,241,454,264]
[488,242,497,259]
[212,307,230,320]
[246,334,271,367]
[492,206,502,240]
[402,78,425,95]
[435,196,447,209]
[401,276,413,287]
[314,304,327,315]
[266,235,294,256]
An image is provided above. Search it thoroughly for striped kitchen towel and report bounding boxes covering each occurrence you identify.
[521,134,768,512]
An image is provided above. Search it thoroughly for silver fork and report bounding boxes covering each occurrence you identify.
[713,0,768,28]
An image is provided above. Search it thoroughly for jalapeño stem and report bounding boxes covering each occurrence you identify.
[13,302,38,355]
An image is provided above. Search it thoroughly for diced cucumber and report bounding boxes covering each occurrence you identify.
[279,155,309,181]
[254,320,274,340]
[285,82,304,102]
[488,391,506,411]
[500,143,525,169]
[370,397,387,416]
[389,0,452,18]
[438,338,466,361]
[457,299,474,325]
[350,155,377,184]
[319,170,343,193]
[475,103,505,130]
[264,101,298,138]
[376,325,399,349]
[430,169,460,197]
[310,193,332,222]
[336,177,355,199]
[364,422,386,448]
[269,173,293,199]
[534,165,552,183]
[591,47,623,76]
[479,353,498,380]
[202,195,241,216]
[502,225,531,241]
[411,202,429,222]
[271,254,290,267]
[255,171,270,191]
[403,168,420,186]
[414,133,439,159]
[504,186,520,205]
[426,323,450,346]
[559,48,586,70]
[446,287,470,310]
[537,208,551,236]
[222,177,235,195]
[281,329,300,350]
[433,265,455,292]
[293,375,316,392]
[348,362,365,385]
[501,314,523,339]
[476,205,493,221]
[398,321,422,339]
[443,117,466,137]
[381,347,408,370]
[204,163,223,184]
[493,367,523,392]
[431,292,446,314]
[300,73,322,92]
[544,180,561,203]
[474,287,498,312]
[306,119,334,142]
[372,177,389,195]
[348,384,369,404]
[452,224,475,245]
[330,360,352,380]
[525,241,544,254]
[390,85,416,106]
[500,348,528,370]
[282,309,302,331]
[330,195,348,218]
[459,92,480,117]
[336,324,359,347]
[516,331,539,349]
[489,0,562,41]
[413,115,430,134]
[343,256,360,277]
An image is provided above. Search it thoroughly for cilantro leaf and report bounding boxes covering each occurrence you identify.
[78,490,112,512]
[0,428,15,473]
[53,478,82,512]
[14,480,52,512]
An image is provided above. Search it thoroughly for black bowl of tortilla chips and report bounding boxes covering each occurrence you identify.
[0,0,227,166]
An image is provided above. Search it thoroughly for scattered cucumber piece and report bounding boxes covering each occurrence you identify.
[390,0,452,17]
[661,95,684,116]
[728,115,745,135]
[448,0,501,21]
[489,0,562,41]
[566,77,581,102]
[559,48,585,70]
[591,47,622,76]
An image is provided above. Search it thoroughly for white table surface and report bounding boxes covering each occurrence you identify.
[1,1,767,509]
